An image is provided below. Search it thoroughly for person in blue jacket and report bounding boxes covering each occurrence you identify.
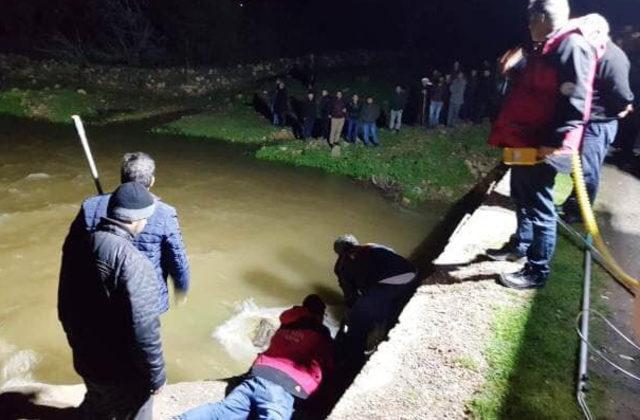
[68,152,190,313]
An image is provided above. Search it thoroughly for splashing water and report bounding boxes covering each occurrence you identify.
[213,299,341,364]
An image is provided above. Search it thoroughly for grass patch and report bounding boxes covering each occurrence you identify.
[469,236,608,419]
[0,88,201,124]
[257,124,499,204]
[0,89,98,123]
[153,101,282,144]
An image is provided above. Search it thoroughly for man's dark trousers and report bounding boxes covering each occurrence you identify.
[511,163,558,277]
[562,120,618,218]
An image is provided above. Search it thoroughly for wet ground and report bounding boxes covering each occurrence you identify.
[0,116,443,385]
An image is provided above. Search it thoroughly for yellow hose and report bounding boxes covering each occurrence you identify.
[571,153,640,292]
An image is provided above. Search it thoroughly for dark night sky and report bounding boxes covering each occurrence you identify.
[0,0,637,66]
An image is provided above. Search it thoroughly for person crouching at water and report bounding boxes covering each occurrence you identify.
[174,295,334,420]
[68,152,190,313]
[59,182,166,420]
[333,235,417,371]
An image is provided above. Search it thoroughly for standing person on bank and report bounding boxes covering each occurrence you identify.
[68,152,190,313]
[487,2,609,289]
[346,93,362,143]
[273,82,289,127]
[560,39,635,223]
[59,182,166,420]
[389,85,408,133]
[428,77,446,127]
[448,72,467,127]
[329,90,347,147]
[319,89,333,142]
[360,96,381,147]
[301,91,318,140]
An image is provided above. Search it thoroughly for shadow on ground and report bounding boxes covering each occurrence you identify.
[0,391,78,420]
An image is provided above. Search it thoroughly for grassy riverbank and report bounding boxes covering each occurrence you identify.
[0,88,197,124]
[257,125,498,204]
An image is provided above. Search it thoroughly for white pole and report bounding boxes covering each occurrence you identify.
[72,115,104,194]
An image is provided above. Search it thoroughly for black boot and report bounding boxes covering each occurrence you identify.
[499,266,547,290]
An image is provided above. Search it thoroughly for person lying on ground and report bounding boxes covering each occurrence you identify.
[59,182,166,420]
[174,294,334,420]
[332,235,417,372]
[67,152,190,313]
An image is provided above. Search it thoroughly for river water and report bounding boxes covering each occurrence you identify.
[0,116,443,385]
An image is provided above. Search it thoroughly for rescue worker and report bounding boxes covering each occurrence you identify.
[175,295,334,420]
[486,1,609,289]
[333,235,417,368]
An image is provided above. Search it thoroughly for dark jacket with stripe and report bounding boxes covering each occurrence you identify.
[58,218,166,391]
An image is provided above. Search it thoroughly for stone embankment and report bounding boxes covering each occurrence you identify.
[0,173,523,419]
[0,51,398,97]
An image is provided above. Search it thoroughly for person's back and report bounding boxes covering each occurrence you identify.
[71,152,190,313]
[175,295,333,420]
[252,305,333,399]
[591,40,634,121]
[60,219,164,386]
[59,182,166,420]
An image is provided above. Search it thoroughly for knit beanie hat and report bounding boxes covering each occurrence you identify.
[107,182,156,223]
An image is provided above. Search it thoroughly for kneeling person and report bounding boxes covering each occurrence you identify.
[175,295,334,420]
[333,235,417,366]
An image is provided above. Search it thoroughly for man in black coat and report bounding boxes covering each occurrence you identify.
[59,182,166,420]
[560,40,635,222]
[301,91,318,140]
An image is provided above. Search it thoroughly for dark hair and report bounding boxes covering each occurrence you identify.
[121,152,155,188]
[303,294,326,315]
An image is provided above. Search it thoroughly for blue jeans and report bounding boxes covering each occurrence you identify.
[562,120,618,217]
[302,117,315,139]
[346,118,359,142]
[429,101,443,126]
[175,376,294,420]
[511,163,558,277]
[362,122,378,146]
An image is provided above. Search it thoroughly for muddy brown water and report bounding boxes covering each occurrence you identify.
[0,116,444,385]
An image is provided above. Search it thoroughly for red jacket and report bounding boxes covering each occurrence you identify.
[252,306,334,399]
[489,14,609,153]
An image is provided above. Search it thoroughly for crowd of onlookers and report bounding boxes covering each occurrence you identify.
[254,59,509,148]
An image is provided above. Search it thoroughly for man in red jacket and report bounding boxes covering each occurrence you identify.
[486,0,609,289]
[175,295,334,420]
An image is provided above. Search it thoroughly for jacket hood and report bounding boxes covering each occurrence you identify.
[280,306,321,326]
[545,13,610,59]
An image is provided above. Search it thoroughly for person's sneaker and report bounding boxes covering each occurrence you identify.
[486,246,526,263]
[499,266,547,290]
